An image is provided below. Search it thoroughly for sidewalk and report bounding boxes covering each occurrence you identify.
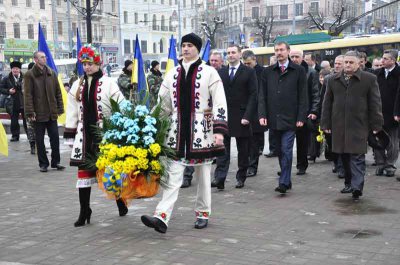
[0,135,399,265]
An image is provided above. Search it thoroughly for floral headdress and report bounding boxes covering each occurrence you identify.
[78,44,102,64]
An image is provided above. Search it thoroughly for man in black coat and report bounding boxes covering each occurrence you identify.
[0,61,36,153]
[242,50,267,177]
[258,41,308,193]
[212,44,257,189]
[289,49,320,175]
[375,49,400,177]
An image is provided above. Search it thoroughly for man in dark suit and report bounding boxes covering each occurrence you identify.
[212,44,257,189]
[375,49,400,177]
[258,41,308,194]
[242,50,267,177]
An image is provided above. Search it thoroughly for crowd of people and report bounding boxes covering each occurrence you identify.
[1,32,398,233]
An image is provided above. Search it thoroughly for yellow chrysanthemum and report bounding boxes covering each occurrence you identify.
[149,143,161,157]
[150,160,161,173]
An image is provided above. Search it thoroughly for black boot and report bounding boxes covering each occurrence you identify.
[74,187,92,227]
[30,142,36,155]
[116,198,128,216]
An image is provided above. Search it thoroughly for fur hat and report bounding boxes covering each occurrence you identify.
[181,33,202,53]
[123,60,133,71]
[78,44,102,65]
[10,61,22,69]
[151,60,159,69]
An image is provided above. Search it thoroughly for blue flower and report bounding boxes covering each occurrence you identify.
[134,105,149,117]
[127,134,140,144]
[144,116,156,125]
[119,100,133,113]
[143,135,155,146]
[142,124,157,134]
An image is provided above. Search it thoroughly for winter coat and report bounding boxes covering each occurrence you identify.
[251,64,267,133]
[0,72,24,110]
[117,71,133,100]
[64,75,124,166]
[258,60,308,131]
[158,58,228,160]
[219,63,258,137]
[24,65,64,122]
[147,70,163,107]
[320,69,383,154]
[375,65,400,128]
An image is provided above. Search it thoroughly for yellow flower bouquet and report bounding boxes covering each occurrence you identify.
[91,98,172,203]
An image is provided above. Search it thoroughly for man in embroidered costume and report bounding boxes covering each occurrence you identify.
[141,33,228,233]
[64,45,128,227]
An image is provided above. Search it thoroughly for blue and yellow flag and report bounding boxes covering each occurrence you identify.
[0,121,8,157]
[38,23,67,125]
[76,28,84,76]
[165,35,178,75]
[131,35,148,100]
[201,39,211,63]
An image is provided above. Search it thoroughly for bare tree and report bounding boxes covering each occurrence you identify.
[308,0,400,36]
[201,17,224,48]
[254,16,275,46]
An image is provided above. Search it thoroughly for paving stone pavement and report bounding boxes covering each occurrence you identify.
[1,134,400,265]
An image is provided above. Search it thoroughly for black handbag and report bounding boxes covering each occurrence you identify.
[4,95,13,115]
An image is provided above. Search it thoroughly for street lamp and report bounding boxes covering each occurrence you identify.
[64,0,103,43]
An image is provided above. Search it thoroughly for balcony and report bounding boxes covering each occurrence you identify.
[152,25,160,31]
[169,26,176,32]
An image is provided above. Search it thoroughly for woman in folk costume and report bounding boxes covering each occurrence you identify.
[64,45,128,227]
[141,33,228,233]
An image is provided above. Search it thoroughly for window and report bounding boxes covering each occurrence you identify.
[310,2,319,13]
[295,3,303,16]
[0,0,3,4]
[72,22,77,36]
[58,21,63,36]
[57,0,61,6]
[100,25,105,39]
[169,0,172,5]
[252,7,259,19]
[239,4,242,22]
[12,0,17,6]
[124,11,128,23]
[0,22,6,42]
[183,0,186,8]
[112,26,117,38]
[161,0,164,4]
[141,40,147,53]
[152,15,157,30]
[81,22,86,40]
[234,6,237,23]
[144,14,148,25]
[124,39,131,54]
[40,0,45,9]
[161,15,165,31]
[191,0,193,8]
[160,38,163,53]
[112,0,116,12]
[26,0,31,7]
[280,5,288,19]
[42,25,47,39]
[135,13,138,24]
[153,42,157,53]
[13,23,20,38]
[94,24,98,41]
[183,18,186,29]
[27,24,34,39]
[266,6,273,18]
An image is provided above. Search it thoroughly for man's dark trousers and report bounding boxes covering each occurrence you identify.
[268,130,277,154]
[340,153,365,191]
[34,119,60,168]
[296,124,309,171]
[10,108,28,139]
[274,129,296,187]
[214,135,249,183]
[248,131,265,173]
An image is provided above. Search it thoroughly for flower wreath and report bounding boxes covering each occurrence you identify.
[78,44,102,64]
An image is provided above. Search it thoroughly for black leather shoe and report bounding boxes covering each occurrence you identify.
[235,180,244,189]
[30,145,36,155]
[275,184,287,194]
[116,199,128,216]
[332,165,337,173]
[211,180,224,190]
[246,169,257,177]
[340,185,353,193]
[264,152,277,158]
[141,215,167,233]
[296,169,306,175]
[180,179,191,188]
[352,190,363,200]
[194,218,208,229]
[277,171,281,176]
[51,164,66,170]
[10,137,19,142]
[40,166,48,172]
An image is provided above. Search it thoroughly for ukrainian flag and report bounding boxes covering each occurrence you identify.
[76,28,84,76]
[0,121,7,157]
[38,23,67,125]
[201,39,211,63]
[131,35,148,100]
[165,35,178,75]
